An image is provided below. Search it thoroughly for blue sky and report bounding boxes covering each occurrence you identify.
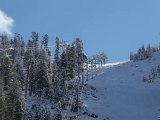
[0,0,160,62]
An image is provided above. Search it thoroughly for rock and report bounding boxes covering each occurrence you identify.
[90,86,96,90]
[83,112,88,115]
[88,112,98,118]
[93,95,98,98]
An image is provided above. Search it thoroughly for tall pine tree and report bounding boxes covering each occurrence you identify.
[1,57,23,120]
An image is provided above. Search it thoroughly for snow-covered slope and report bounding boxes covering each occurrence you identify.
[82,52,160,120]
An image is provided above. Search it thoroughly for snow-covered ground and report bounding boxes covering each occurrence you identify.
[103,60,129,68]
[82,52,160,120]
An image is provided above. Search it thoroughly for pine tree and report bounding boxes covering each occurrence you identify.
[31,32,39,48]
[28,62,36,96]
[1,57,23,120]
[60,50,68,80]
[53,37,60,101]
[12,33,23,64]
[67,44,77,80]
[141,45,145,60]
[0,78,5,120]
[60,49,69,106]
[75,38,84,78]
[146,44,152,58]
[42,34,49,49]
[24,44,33,99]
[41,34,51,76]
[20,40,25,58]
[31,32,39,61]
[35,50,50,98]
[14,63,25,89]
[52,62,60,102]
[0,34,9,50]
[54,37,60,65]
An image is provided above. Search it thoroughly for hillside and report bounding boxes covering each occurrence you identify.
[82,52,160,120]
[1,33,160,120]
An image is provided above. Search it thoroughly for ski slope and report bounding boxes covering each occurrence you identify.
[82,52,160,120]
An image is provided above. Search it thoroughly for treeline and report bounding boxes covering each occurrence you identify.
[0,33,107,120]
[130,44,160,61]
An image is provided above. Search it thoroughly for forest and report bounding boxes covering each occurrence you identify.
[0,32,107,120]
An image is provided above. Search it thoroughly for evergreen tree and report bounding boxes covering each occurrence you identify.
[41,34,51,74]
[35,50,50,98]
[60,50,68,80]
[0,78,5,120]
[67,44,77,80]
[74,38,84,78]
[146,44,152,58]
[31,32,39,61]
[24,43,33,99]
[54,37,60,66]
[0,34,9,49]
[12,33,23,64]
[42,34,49,49]
[1,57,23,120]
[141,45,145,60]
[28,62,36,96]
[31,32,39,49]
[52,37,64,102]
[14,63,25,89]
[52,62,60,102]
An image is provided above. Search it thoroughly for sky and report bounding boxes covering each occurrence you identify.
[0,0,160,62]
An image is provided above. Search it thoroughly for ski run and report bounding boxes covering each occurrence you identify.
[82,51,160,120]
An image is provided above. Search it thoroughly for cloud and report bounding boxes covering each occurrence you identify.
[0,10,14,35]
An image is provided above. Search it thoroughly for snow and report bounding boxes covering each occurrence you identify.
[82,52,160,120]
[25,95,56,119]
[103,60,129,68]
[24,52,160,120]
